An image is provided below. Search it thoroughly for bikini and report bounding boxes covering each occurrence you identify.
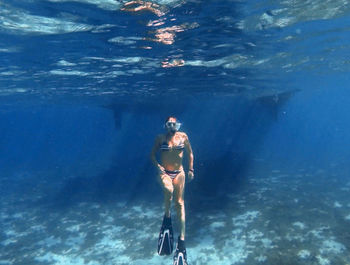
[160,138,185,179]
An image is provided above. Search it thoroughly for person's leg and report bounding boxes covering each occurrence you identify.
[159,172,174,217]
[173,170,185,240]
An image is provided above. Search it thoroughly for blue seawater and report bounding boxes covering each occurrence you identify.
[1,0,350,264]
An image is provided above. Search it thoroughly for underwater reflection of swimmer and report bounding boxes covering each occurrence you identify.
[162,59,185,68]
[121,0,166,16]
[150,116,194,265]
[148,23,198,45]
[153,25,184,45]
[121,1,198,67]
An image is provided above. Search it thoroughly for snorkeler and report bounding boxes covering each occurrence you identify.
[150,116,194,265]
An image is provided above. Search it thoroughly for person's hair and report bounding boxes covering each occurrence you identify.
[165,116,177,124]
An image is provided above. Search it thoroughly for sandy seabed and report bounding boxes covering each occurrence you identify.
[1,166,350,265]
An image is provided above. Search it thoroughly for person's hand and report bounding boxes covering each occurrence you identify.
[157,164,165,174]
[188,170,194,182]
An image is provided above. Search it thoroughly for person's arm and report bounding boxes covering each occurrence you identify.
[184,134,194,180]
[150,135,164,171]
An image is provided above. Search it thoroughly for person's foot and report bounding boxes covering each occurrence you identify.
[173,237,188,265]
[157,215,174,255]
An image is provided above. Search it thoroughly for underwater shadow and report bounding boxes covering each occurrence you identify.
[38,163,162,210]
[44,89,299,211]
[36,166,128,210]
[186,151,251,213]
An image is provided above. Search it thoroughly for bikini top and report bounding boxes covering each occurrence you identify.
[160,138,185,151]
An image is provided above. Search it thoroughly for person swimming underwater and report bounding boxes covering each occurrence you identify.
[150,116,194,265]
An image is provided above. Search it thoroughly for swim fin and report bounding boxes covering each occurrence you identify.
[157,215,174,255]
[173,237,188,265]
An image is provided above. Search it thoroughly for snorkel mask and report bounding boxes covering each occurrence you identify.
[165,121,181,132]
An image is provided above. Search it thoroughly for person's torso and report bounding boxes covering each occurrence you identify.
[160,132,185,171]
